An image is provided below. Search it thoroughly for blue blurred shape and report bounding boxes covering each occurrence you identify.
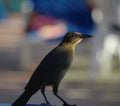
[0,0,7,19]
[27,103,54,106]
[0,104,11,106]
[31,0,94,29]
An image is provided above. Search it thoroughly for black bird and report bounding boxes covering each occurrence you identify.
[12,32,92,106]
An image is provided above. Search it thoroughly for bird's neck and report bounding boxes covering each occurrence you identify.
[59,39,82,52]
[59,42,76,53]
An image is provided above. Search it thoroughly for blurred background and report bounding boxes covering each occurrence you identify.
[0,0,120,106]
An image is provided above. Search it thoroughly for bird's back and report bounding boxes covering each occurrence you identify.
[25,45,73,90]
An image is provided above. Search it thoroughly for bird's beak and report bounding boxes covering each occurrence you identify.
[81,34,93,38]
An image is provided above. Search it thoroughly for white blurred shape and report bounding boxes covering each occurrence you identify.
[104,34,119,54]
[99,34,120,77]
[92,8,103,23]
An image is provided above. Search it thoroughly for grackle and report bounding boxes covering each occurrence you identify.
[12,32,92,106]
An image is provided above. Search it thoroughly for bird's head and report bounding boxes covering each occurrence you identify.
[61,32,92,45]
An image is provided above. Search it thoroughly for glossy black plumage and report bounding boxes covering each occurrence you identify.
[25,46,73,90]
[12,32,92,106]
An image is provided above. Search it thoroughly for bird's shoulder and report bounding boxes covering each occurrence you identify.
[42,46,73,64]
